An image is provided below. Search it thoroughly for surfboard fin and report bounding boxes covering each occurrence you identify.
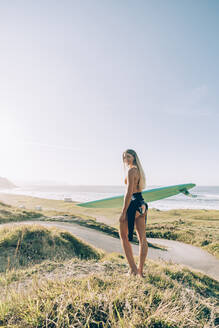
[179,188,197,198]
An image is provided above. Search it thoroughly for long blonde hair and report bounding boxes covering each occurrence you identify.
[122,149,146,190]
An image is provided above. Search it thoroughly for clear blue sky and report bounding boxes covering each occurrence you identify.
[1,0,218,186]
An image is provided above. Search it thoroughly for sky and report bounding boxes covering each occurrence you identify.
[0,0,218,187]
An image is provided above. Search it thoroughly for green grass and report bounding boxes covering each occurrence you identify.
[0,224,104,272]
[0,223,218,327]
[0,201,43,224]
[43,210,219,258]
[1,196,219,258]
[143,209,219,259]
[0,254,218,327]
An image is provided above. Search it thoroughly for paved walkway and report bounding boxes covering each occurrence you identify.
[1,220,219,281]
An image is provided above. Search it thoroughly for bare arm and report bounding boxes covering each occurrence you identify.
[122,168,135,215]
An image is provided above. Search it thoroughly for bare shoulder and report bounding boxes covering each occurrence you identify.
[128,167,138,176]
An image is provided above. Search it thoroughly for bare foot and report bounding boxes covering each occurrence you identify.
[130,270,138,276]
[137,268,145,278]
[126,268,138,276]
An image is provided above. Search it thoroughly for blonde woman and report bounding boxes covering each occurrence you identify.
[119,149,148,277]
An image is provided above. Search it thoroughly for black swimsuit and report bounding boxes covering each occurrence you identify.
[126,192,148,241]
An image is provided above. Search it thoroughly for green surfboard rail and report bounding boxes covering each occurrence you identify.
[77,183,196,208]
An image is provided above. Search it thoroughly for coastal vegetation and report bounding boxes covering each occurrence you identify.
[0,193,219,258]
[0,224,103,272]
[0,201,43,224]
[0,224,218,328]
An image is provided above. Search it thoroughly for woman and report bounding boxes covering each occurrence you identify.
[119,149,148,277]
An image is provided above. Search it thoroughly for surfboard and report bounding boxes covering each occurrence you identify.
[77,183,197,208]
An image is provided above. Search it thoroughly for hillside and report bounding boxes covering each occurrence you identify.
[0,250,218,327]
[0,224,103,271]
[0,224,218,327]
[0,176,17,189]
[0,200,43,223]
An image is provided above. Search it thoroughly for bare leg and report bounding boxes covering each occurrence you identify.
[135,210,148,277]
[119,215,138,274]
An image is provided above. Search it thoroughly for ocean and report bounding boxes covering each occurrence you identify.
[1,184,219,211]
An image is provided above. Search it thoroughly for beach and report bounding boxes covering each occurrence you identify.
[1,184,219,210]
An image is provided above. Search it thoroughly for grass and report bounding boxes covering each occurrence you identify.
[0,201,43,224]
[0,224,218,327]
[0,224,103,272]
[0,193,219,258]
[0,254,218,327]
[42,215,167,250]
[42,210,219,258]
[143,209,219,259]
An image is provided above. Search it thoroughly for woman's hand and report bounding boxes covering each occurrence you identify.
[119,212,126,223]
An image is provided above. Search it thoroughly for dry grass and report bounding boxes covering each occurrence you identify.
[0,222,218,327]
[0,256,218,327]
[0,200,43,224]
[0,224,103,272]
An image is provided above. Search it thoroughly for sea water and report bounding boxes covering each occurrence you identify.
[1,184,219,211]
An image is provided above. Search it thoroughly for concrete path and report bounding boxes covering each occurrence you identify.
[1,220,219,281]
